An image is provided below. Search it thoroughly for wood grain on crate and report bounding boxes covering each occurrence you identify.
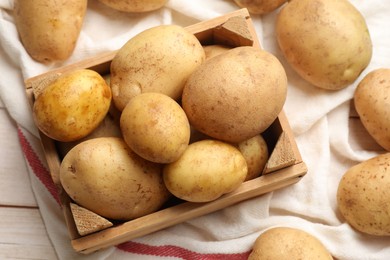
[24,8,307,254]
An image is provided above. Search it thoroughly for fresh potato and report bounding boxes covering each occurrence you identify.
[110,25,205,111]
[354,68,390,151]
[337,153,390,236]
[33,69,112,142]
[98,0,167,13]
[238,135,269,181]
[120,93,190,164]
[182,46,287,143]
[60,137,170,220]
[233,0,287,15]
[163,140,247,202]
[276,0,372,90]
[14,0,87,62]
[248,227,333,259]
[203,44,232,60]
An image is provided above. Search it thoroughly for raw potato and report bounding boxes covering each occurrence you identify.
[14,0,87,62]
[182,46,287,143]
[233,0,287,15]
[248,227,333,259]
[337,153,390,236]
[120,93,190,164]
[354,68,390,151]
[238,135,269,181]
[33,69,112,142]
[98,0,167,13]
[276,0,372,90]
[60,137,170,220]
[163,140,248,202]
[110,25,205,111]
[203,44,231,60]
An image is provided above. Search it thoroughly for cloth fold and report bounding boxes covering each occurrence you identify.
[1,0,390,259]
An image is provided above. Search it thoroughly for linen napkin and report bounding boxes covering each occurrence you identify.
[1,0,390,259]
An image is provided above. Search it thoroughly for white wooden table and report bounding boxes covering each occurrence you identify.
[0,100,58,259]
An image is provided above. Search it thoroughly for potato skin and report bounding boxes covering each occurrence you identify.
[33,69,112,142]
[120,93,190,164]
[248,227,333,259]
[337,153,390,236]
[238,135,269,181]
[233,0,287,15]
[163,140,247,202]
[276,0,372,90]
[354,69,390,151]
[14,0,87,62]
[110,25,205,111]
[182,46,287,143]
[98,0,167,13]
[60,137,170,220]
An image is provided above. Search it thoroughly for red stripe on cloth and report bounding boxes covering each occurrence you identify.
[17,127,61,205]
[117,241,251,259]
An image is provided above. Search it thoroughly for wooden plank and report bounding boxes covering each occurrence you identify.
[0,207,58,259]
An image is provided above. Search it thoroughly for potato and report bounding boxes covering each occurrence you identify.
[182,46,287,143]
[120,93,190,164]
[60,137,170,220]
[248,227,333,259]
[33,69,112,142]
[203,44,231,60]
[354,68,390,151]
[276,0,372,90]
[233,0,287,15]
[98,0,167,13]
[110,25,205,111]
[56,113,122,159]
[163,140,247,202]
[337,153,390,236]
[14,0,87,62]
[238,135,269,181]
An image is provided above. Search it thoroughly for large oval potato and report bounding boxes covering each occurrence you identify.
[248,227,333,259]
[337,153,390,236]
[354,68,390,151]
[120,93,190,164]
[163,140,247,202]
[60,137,170,220]
[276,0,372,90]
[14,0,87,62]
[33,69,112,142]
[98,0,167,13]
[182,46,287,143]
[110,25,205,111]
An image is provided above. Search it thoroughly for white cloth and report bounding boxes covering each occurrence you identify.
[1,0,390,259]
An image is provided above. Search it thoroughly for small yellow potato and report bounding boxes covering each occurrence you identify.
[120,93,190,164]
[337,153,390,236]
[98,0,167,13]
[60,137,170,220]
[276,0,372,90]
[203,44,232,60]
[238,135,269,181]
[354,68,390,151]
[248,227,333,259]
[163,140,248,202]
[110,25,205,111]
[33,69,112,142]
[182,46,287,143]
[14,0,87,62]
[233,0,287,15]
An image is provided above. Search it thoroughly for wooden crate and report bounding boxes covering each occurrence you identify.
[25,9,307,254]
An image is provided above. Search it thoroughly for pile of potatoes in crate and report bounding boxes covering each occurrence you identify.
[18,0,389,258]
